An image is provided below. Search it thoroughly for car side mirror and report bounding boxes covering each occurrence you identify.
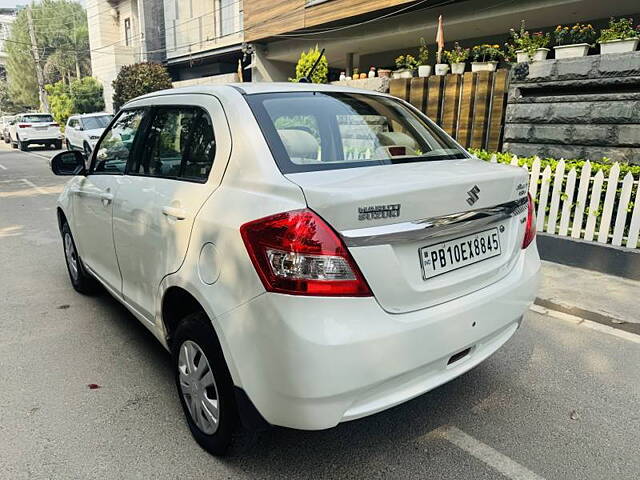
[51,151,86,176]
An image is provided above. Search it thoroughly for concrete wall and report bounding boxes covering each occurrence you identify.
[504,52,640,164]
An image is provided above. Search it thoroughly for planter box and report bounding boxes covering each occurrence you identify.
[435,64,450,76]
[599,38,639,54]
[554,43,590,59]
[533,48,550,61]
[516,50,530,63]
[418,65,432,77]
[451,62,466,74]
[393,69,414,79]
[471,61,498,72]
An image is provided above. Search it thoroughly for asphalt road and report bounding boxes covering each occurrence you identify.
[1,144,639,480]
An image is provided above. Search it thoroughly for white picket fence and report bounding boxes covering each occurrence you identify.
[489,154,640,249]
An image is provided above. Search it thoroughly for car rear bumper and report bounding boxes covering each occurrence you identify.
[217,244,540,430]
[21,133,63,142]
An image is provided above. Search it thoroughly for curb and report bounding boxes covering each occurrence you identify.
[536,233,640,281]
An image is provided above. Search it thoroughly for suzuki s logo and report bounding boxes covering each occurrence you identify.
[466,185,480,206]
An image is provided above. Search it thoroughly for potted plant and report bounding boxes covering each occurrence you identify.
[417,37,432,77]
[553,23,596,59]
[393,54,418,78]
[509,21,551,62]
[598,17,640,54]
[447,42,469,74]
[470,44,503,72]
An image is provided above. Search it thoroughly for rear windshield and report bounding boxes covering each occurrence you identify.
[82,115,112,130]
[246,92,469,174]
[22,114,54,123]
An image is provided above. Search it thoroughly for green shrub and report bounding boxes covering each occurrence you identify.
[45,81,73,129]
[598,17,639,43]
[112,62,173,111]
[70,77,105,114]
[290,46,328,84]
[394,54,419,70]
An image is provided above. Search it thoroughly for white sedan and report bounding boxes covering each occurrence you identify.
[50,83,540,455]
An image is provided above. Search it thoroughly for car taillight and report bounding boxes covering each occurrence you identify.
[18,124,31,128]
[522,193,536,249]
[240,209,372,296]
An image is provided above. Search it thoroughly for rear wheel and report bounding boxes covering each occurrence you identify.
[61,222,99,294]
[10,135,17,148]
[17,137,28,151]
[173,312,242,456]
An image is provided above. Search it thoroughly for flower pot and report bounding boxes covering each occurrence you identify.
[533,48,550,61]
[435,64,450,76]
[450,62,466,74]
[599,38,639,54]
[378,69,391,78]
[393,69,414,79]
[418,65,432,77]
[515,50,531,63]
[553,43,590,59]
[471,61,498,72]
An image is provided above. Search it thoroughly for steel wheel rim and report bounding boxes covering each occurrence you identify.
[64,233,79,281]
[178,340,220,435]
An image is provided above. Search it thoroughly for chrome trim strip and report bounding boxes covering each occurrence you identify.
[341,197,528,247]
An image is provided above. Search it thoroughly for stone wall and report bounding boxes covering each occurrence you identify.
[503,51,640,164]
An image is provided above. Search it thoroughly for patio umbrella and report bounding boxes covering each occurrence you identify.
[436,15,445,64]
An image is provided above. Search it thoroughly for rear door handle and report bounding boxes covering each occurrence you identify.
[162,206,188,220]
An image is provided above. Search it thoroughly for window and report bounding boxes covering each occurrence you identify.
[82,115,113,130]
[247,92,469,174]
[68,118,78,129]
[124,18,132,46]
[93,109,145,174]
[219,0,235,36]
[129,107,215,182]
[22,114,54,123]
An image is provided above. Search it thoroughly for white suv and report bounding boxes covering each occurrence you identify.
[50,83,540,455]
[9,113,63,150]
[65,113,113,156]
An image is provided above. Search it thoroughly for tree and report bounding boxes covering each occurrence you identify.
[44,81,73,128]
[0,78,22,114]
[112,62,173,111]
[291,46,328,84]
[6,0,90,109]
[70,77,104,113]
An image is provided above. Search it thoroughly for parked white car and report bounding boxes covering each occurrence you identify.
[50,83,540,455]
[65,113,113,156]
[9,113,62,150]
[0,115,14,141]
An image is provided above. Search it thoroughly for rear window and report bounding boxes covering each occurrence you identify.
[246,92,469,174]
[22,114,54,123]
[82,115,113,130]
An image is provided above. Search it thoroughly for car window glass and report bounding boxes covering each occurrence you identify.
[131,107,215,182]
[83,115,112,130]
[22,114,54,123]
[93,109,145,174]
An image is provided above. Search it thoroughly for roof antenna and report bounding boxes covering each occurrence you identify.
[299,48,325,83]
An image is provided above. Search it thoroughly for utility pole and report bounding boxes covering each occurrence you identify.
[26,4,49,112]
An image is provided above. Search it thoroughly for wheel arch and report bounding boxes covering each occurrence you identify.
[56,207,68,233]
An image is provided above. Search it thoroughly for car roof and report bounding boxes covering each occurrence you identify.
[130,82,389,105]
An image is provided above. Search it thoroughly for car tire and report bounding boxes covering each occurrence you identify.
[66,139,72,151]
[172,312,244,456]
[10,136,17,148]
[17,137,28,151]
[61,222,99,295]
[83,142,92,157]
[4,135,9,144]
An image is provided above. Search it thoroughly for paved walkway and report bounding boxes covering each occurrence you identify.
[537,260,639,328]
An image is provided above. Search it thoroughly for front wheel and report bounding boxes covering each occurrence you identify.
[66,139,72,151]
[83,142,92,157]
[61,222,99,294]
[173,312,242,456]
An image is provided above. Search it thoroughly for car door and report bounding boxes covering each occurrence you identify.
[70,108,147,293]
[112,95,230,322]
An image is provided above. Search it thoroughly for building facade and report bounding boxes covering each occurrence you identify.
[0,7,17,78]
[244,0,640,82]
[87,0,166,112]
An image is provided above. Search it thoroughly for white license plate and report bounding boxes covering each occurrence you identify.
[419,228,501,280]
